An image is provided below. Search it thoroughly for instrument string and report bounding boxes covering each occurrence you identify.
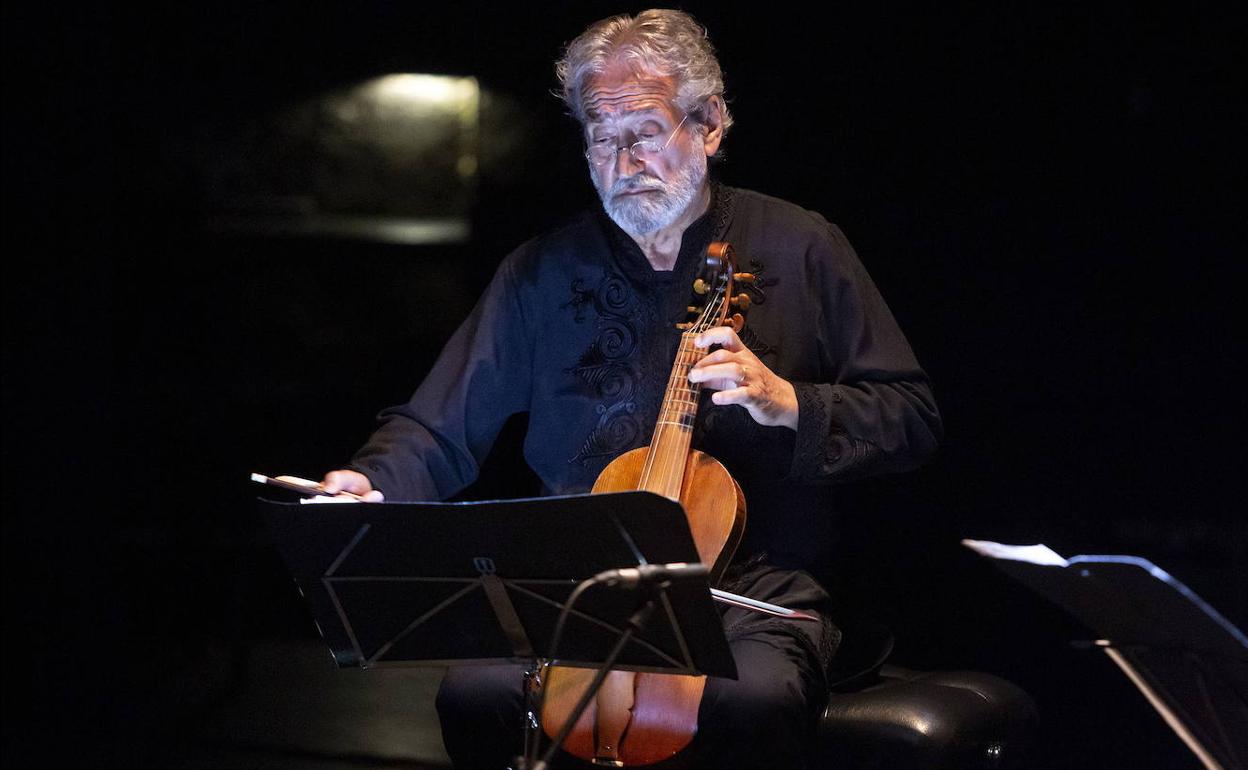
[641,282,725,497]
[651,322,699,493]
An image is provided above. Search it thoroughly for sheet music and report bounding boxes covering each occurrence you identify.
[961,539,1069,567]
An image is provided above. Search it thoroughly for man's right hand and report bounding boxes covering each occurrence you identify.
[320,470,385,502]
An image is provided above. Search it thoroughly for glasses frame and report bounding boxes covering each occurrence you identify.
[584,113,690,168]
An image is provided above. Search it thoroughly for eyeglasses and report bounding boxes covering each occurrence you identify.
[584,114,690,168]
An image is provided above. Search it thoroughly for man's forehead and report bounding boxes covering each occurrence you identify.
[582,69,679,123]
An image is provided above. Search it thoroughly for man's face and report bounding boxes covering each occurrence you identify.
[582,68,709,237]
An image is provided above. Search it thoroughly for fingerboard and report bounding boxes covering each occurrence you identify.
[638,331,704,501]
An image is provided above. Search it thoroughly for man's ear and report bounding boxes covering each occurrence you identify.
[701,95,725,157]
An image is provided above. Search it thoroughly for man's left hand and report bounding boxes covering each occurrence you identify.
[688,326,799,430]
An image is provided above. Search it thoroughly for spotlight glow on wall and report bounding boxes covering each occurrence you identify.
[207,73,482,244]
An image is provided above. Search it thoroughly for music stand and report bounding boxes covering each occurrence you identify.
[964,540,1248,770]
[259,490,736,678]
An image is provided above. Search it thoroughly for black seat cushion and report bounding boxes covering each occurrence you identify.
[818,666,1039,769]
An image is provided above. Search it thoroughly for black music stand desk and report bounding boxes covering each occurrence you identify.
[964,540,1248,770]
[260,491,736,679]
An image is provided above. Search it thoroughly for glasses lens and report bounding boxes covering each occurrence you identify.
[585,146,614,166]
[631,140,663,159]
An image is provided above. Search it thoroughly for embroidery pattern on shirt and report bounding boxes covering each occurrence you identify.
[736,258,777,356]
[742,258,773,305]
[566,270,643,465]
[563,279,594,322]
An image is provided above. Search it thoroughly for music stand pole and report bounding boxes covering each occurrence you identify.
[1096,642,1228,770]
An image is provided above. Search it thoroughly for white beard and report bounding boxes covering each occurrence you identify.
[592,145,707,237]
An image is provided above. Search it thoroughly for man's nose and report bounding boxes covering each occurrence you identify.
[614,145,643,176]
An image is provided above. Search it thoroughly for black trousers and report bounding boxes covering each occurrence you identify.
[436,564,839,770]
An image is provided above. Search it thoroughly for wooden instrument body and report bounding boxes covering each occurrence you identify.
[540,447,746,766]
[594,447,745,582]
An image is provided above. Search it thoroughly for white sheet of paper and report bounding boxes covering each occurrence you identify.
[961,539,1069,567]
[299,495,362,504]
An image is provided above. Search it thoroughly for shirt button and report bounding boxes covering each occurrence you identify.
[831,389,844,403]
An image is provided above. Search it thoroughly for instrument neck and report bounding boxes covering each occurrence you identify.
[638,332,704,500]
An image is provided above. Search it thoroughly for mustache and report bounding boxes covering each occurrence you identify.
[609,174,668,196]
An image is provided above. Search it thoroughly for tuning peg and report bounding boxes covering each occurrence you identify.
[693,279,709,295]
[724,313,744,333]
[730,293,751,310]
[675,322,694,330]
[687,306,699,314]
[734,272,756,286]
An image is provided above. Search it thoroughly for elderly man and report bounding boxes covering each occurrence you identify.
[321,9,941,769]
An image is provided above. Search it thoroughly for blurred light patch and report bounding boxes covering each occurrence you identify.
[367,74,478,106]
[206,74,480,244]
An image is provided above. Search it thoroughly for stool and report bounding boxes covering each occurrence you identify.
[816,621,1039,769]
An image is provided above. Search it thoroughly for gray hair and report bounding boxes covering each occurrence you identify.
[555,9,733,138]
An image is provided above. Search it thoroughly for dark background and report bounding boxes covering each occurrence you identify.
[4,2,1243,768]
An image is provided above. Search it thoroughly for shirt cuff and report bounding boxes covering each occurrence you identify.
[788,382,882,482]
